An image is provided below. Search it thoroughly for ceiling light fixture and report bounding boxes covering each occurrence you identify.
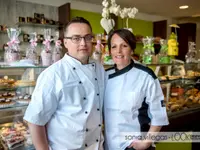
[179,5,189,9]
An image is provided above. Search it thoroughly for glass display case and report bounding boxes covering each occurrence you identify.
[0,65,46,150]
[148,62,200,117]
[0,62,200,149]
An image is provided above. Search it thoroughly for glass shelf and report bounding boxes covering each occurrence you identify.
[0,103,28,111]
[168,104,200,118]
[159,76,199,83]
[0,85,35,91]
[146,62,200,66]
[146,63,183,66]
[16,22,61,29]
[0,65,47,69]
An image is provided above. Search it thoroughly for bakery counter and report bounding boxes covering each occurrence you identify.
[162,106,200,150]
[163,105,200,132]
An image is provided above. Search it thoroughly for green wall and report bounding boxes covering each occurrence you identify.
[70,9,153,55]
[71,9,104,34]
[117,18,153,36]
[117,18,153,55]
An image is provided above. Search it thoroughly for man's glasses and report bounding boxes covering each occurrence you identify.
[64,35,93,44]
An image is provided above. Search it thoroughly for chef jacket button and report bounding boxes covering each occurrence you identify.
[92,64,95,67]
[83,97,86,100]
[99,124,101,127]
[86,128,89,132]
[79,81,82,84]
[73,67,76,70]
[95,78,97,81]
[85,144,88,147]
[97,93,99,96]
[96,139,99,142]
[97,108,100,111]
[85,111,88,114]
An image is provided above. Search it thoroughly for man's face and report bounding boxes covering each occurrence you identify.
[64,23,93,64]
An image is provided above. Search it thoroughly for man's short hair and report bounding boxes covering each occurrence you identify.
[64,17,92,35]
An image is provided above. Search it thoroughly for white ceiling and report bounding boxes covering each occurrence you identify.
[78,0,200,18]
[18,0,200,18]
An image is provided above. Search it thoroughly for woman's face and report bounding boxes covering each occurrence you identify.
[110,34,132,70]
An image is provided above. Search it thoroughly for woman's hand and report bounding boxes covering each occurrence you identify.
[128,139,152,150]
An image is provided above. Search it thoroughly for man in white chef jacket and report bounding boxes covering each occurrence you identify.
[24,17,105,150]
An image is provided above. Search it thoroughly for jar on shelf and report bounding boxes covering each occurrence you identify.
[5,28,21,63]
[52,32,62,64]
[185,42,197,63]
[159,39,171,64]
[26,32,38,65]
[41,29,52,66]
[142,37,154,64]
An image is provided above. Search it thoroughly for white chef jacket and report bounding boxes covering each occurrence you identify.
[104,60,169,150]
[24,54,105,150]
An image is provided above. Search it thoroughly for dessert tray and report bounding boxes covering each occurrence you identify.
[0,122,34,150]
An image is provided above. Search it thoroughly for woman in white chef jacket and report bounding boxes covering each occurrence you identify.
[104,29,169,150]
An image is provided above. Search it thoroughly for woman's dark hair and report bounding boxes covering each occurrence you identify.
[107,29,136,51]
[64,17,92,35]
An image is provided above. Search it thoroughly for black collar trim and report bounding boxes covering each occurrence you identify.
[108,60,134,79]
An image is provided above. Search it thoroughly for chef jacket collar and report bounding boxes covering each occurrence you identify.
[63,54,96,69]
[109,59,134,79]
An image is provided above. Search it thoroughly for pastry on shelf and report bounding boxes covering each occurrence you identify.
[5,135,24,149]
[1,128,21,141]
[182,75,196,79]
[158,76,168,81]
[0,82,9,90]
[167,75,181,80]
[0,98,15,108]
[185,88,198,95]
[166,96,189,112]
[13,122,24,129]
[0,91,16,99]
[194,72,200,77]
[17,94,31,104]
[186,70,195,77]
[8,91,16,97]
[0,76,15,84]
[0,121,33,148]
[182,71,196,79]
[12,80,36,87]
[170,104,181,112]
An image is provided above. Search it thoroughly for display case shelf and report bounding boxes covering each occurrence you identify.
[146,63,183,66]
[146,62,200,66]
[167,104,200,118]
[0,103,29,111]
[16,22,61,29]
[159,77,199,84]
[0,65,47,69]
[0,86,35,91]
